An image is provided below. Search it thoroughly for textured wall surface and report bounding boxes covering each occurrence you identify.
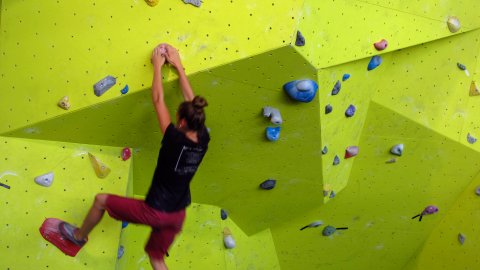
[1,0,480,269]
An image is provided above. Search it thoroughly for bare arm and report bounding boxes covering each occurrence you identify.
[151,45,171,134]
[164,44,195,101]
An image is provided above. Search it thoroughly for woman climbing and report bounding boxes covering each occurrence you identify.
[58,43,210,270]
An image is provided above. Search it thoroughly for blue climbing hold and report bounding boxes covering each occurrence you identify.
[118,245,125,259]
[322,225,336,236]
[122,221,129,229]
[221,209,228,220]
[367,56,382,71]
[345,104,356,117]
[329,191,336,198]
[283,80,318,103]
[120,85,129,95]
[331,80,341,95]
[457,63,466,71]
[260,179,276,190]
[266,126,281,141]
[467,133,477,144]
[295,31,305,46]
[342,74,351,81]
[322,146,328,155]
[325,104,333,114]
[333,155,340,165]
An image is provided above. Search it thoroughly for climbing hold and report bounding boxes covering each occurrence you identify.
[117,245,125,259]
[331,80,341,95]
[475,186,480,196]
[263,106,283,125]
[322,226,348,236]
[300,221,323,230]
[470,81,480,96]
[120,85,129,95]
[295,31,305,46]
[329,191,336,198]
[260,179,276,190]
[447,16,461,33]
[145,0,159,6]
[283,79,318,103]
[0,182,11,189]
[323,190,330,197]
[88,153,111,178]
[333,155,340,165]
[374,39,388,51]
[223,227,236,249]
[93,75,116,97]
[265,126,281,141]
[183,0,202,7]
[345,104,356,117]
[325,104,333,114]
[457,63,466,70]
[221,209,228,220]
[34,172,54,187]
[342,74,351,81]
[57,96,71,110]
[345,146,359,159]
[412,205,438,221]
[367,56,382,71]
[467,133,477,144]
[385,158,397,164]
[458,233,466,245]
[122,221,129,229]
[121,147,132,161]
[390,144,404,156]
[322,146,328,155]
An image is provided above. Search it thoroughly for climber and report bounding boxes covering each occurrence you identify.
[58,43,210,270]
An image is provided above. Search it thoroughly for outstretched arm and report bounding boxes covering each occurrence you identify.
[164,44,195,101]
[151,45,171,134]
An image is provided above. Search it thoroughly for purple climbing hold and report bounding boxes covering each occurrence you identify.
[260,179,276,190]
[412,205,438,221]
[329,190,336,198]
[367,56,382,71]
[345,105,356,117]
[295,31,305,46]
[325,104,333,114]
[467,133,477,144]
[333,155,340,165]
[374,39,388,51]
[221,209,228,220]
[475,186,480,196]
[322,146,328,155]
[331,80,341,95]
[342,74,351,81]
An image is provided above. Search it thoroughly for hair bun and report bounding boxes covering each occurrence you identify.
[192,96,208,110]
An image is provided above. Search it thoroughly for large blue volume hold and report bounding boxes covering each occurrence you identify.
[283,80,319,103]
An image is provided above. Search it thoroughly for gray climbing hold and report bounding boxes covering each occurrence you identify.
[467,133,477,144]
[183,0,202,7]
[345,104,356,117]
[385,158,397,164]
[475,186,480,196]
[458,233,466,245]
[300,221,323,230]
[263,106,282,125]
[260,179,276,190]
[117,245,125,259]
[447,16,461,33]
[333,155,340,165]
[34,172,54,187]
[390,144,404,156]
[221,209,228,220]
[331,80,341,95]
[295,31,305,46]
[322,146,328,155]
[0,182,10,189]
[94,75,116,97]
[457,63,466,70]
[329,190,336,198]
[325,104,333,114]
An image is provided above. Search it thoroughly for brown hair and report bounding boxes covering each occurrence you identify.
[177,96,208,131]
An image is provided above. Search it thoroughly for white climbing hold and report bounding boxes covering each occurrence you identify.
[263,106,282,125]
[34,172,54,187]
[390,144,404,156]
[223,227,236,249]
[447,16,461,33]
[57,96,70,110]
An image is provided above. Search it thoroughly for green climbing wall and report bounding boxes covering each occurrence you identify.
[2,0,480,269]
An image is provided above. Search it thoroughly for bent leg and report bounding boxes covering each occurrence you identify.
[76,193,109,240]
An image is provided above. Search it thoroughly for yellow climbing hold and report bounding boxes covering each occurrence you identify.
[470,81,480,96]
[145,0,159,7]
[88,152,111,178]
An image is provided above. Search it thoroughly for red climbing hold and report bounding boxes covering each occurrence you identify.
[39,218,87,257]
[121,147,131,161]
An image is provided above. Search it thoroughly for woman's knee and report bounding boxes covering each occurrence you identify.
[94,193,109,209]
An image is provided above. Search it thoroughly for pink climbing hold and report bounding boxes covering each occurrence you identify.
[121,147,131,161]
[374,39,388,51]
[344,146,359,159]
